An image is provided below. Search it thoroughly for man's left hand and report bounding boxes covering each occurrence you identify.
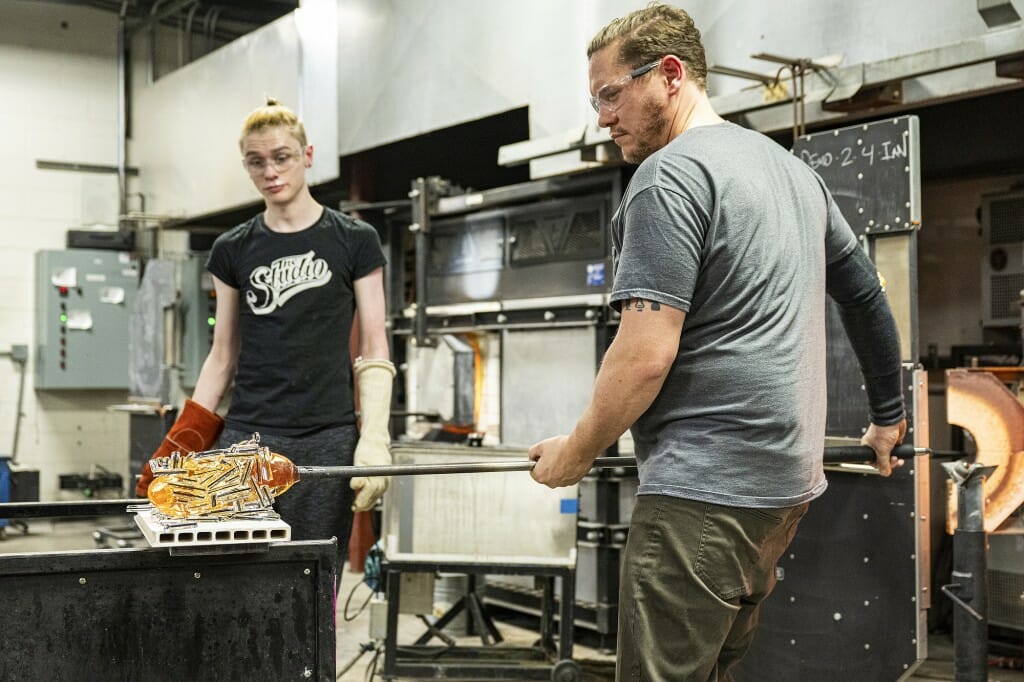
[862,419,908,477]
[528,435,593,488]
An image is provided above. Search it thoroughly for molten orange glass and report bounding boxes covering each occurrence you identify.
[146,439,298,519]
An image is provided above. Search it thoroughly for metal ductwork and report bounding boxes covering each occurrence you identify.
[977,0,1022,27]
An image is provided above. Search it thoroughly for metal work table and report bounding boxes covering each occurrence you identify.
[381,559,579,681]
[0,540,337,681]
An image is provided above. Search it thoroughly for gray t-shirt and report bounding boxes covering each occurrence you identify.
[611,121,858,508]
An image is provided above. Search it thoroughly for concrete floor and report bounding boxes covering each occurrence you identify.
[1,518,1021,681]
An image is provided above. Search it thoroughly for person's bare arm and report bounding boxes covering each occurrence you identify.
[353,268,389,361]
[530,298,684,487]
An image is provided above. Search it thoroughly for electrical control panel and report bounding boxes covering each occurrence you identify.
[35,249,140,389]
[179,252,216,388]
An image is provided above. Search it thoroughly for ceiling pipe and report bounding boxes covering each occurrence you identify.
[184,1,200,64]
[117,0,128,223]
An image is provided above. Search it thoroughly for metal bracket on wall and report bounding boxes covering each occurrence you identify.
[35,160,139,176]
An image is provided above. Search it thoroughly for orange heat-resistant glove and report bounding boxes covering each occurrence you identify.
[135,399,224,497]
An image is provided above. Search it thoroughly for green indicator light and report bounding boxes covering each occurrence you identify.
[207,316,216,326]
[59,314,68,323]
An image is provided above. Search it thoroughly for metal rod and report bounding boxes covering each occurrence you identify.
[0,445,944,519]
[823,443,925,464]
[707,64,778,86]
[940,583,985,622]
[11,352,25,462]
[0,499,144,519]
[295,456,638,480]
[5,345,27,463]
[117,2,128,221]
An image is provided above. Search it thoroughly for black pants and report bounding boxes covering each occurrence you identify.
[219,425,357,565]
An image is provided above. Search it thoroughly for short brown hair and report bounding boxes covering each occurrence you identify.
[587,3,707,89]
[238,97,307,150]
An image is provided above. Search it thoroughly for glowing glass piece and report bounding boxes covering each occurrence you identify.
[146,434,298,519]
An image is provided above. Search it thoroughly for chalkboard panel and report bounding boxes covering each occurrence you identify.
[798,116,920,437]
[825,301,868,438]
[793,116,920,238]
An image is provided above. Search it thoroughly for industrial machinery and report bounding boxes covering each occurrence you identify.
[369,168,634,641]
[378,442,580,680]
[34,248,140,389]
[981,189,1024,327]
[179,250,217,390]
[946,367,1024,653]
[117,250,215,488]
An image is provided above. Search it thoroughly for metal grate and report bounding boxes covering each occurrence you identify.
[989,272,1024,320]
[429,215,505,275]
[989,569,1024,630]
[509,202,606,265]
[510,216,556,261]
[565,209,604,254]
[989,196,1024,245]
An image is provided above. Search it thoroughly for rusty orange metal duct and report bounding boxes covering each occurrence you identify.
[945,368,1024,532]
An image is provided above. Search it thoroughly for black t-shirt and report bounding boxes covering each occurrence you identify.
[207,207,386,436]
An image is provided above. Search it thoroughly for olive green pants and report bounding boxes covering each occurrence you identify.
[617,495,809,681]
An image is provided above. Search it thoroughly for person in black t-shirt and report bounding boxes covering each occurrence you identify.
[137,98,394,564]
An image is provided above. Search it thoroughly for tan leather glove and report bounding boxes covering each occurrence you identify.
[135,399,225,497]
[350,357,396,512]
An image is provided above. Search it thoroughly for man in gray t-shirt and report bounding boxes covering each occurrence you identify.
[528,4,906,680]
[612,121,863,508]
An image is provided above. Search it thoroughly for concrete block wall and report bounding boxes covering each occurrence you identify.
[0,1,131,502]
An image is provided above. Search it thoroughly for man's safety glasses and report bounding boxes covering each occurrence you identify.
[589,59,662,114]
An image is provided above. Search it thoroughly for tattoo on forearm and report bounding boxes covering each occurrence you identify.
[622,296,663,309]
[627,298,661,312]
